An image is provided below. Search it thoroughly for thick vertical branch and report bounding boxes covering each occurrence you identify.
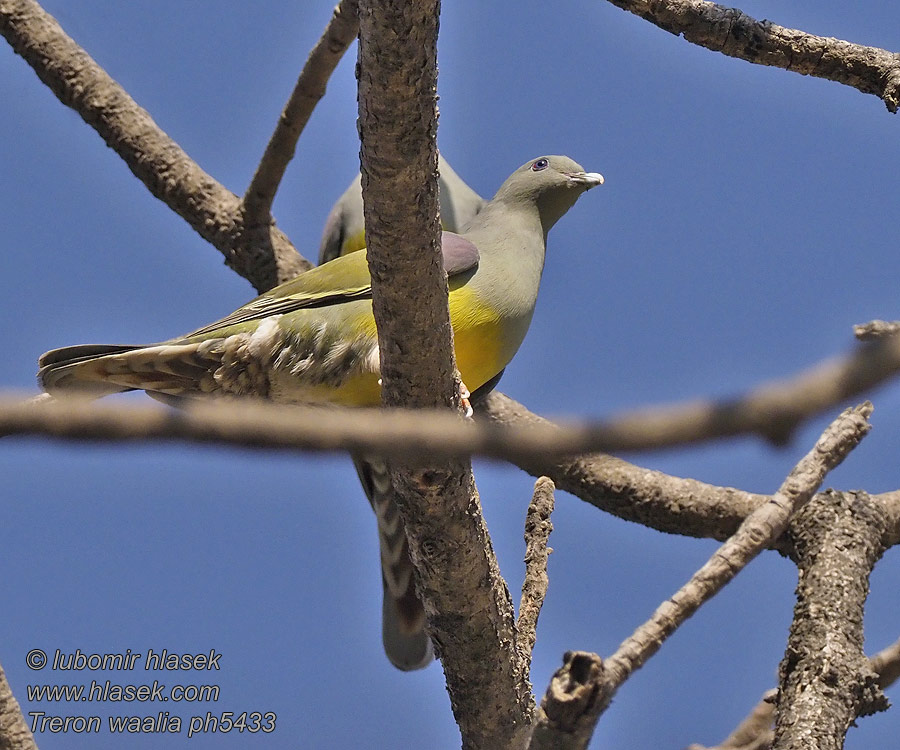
[356,2,529,748]
[357,0,453,410]
[774,491,890,749]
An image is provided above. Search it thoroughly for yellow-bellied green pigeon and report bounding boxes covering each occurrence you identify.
[38,155,604,670]
[318,154,486,264]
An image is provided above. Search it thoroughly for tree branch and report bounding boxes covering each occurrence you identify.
[773,490,890,749]
[604,0,900,112]
[530,404,872,749]
[529,651,604,750]
[243,0,359,222]
[855,319,900,341]
[480,391,770,541]
[516,477,555,679]
[0,0,309,293]
[356,1,529,747]
[0,662,36,750]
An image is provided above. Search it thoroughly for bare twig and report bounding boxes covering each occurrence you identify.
[530,404,872,748]
[0,662,36,750]
[243,0,359,221]
[0,0,309,292]
[774,490,890,749]
[517,478,555,676]
[603,405,871,694]
[872,636,900,689]
[604,0,900,112]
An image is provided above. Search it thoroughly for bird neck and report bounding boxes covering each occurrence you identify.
[463,198,547,318]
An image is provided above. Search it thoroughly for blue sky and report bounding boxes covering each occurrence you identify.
[2,1,899,747]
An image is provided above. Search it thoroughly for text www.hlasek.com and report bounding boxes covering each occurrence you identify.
[28,679,219,703]
[24,648,277,738]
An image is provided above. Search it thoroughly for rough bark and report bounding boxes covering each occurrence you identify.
[774,490,890,749]
[356,1,531,747]
[604,0,900,112]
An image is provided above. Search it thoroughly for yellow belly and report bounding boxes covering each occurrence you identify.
[305,284,518,407]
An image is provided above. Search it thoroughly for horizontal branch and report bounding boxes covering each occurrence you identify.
[10,388,900,549]
[604,0,900,112]
[0,0,310,292]
[1,393,747,464]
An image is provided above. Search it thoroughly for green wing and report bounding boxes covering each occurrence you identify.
[184,233,480,339]
[185,250,374,337]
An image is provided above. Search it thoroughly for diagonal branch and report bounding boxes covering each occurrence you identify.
[480,391,770,541]
[243,0,359,222]
[0,0,309,293]
[530,404,872,749]
[524,331,900,451]
[604,0,900,112]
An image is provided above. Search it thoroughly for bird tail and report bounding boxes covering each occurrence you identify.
[37,342,221,397]
[38,344,146,396]
[353,455,434,671]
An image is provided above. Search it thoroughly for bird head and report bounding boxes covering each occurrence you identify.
[494,155,604,232]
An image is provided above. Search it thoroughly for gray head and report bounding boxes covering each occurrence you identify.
[493,155,603,232]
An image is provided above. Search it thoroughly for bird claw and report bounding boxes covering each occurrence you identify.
[460,383,473,418]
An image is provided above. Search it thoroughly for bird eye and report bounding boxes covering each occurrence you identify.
[531,158,549,172]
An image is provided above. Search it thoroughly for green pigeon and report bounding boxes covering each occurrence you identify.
[38,155,604,670]
[318,154,486,264]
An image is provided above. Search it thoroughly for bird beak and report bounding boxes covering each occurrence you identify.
[567,171,605,189]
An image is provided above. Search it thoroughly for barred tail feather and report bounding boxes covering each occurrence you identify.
[37,342,221,397]
[353,455,434,671]
[38,344,143,396]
